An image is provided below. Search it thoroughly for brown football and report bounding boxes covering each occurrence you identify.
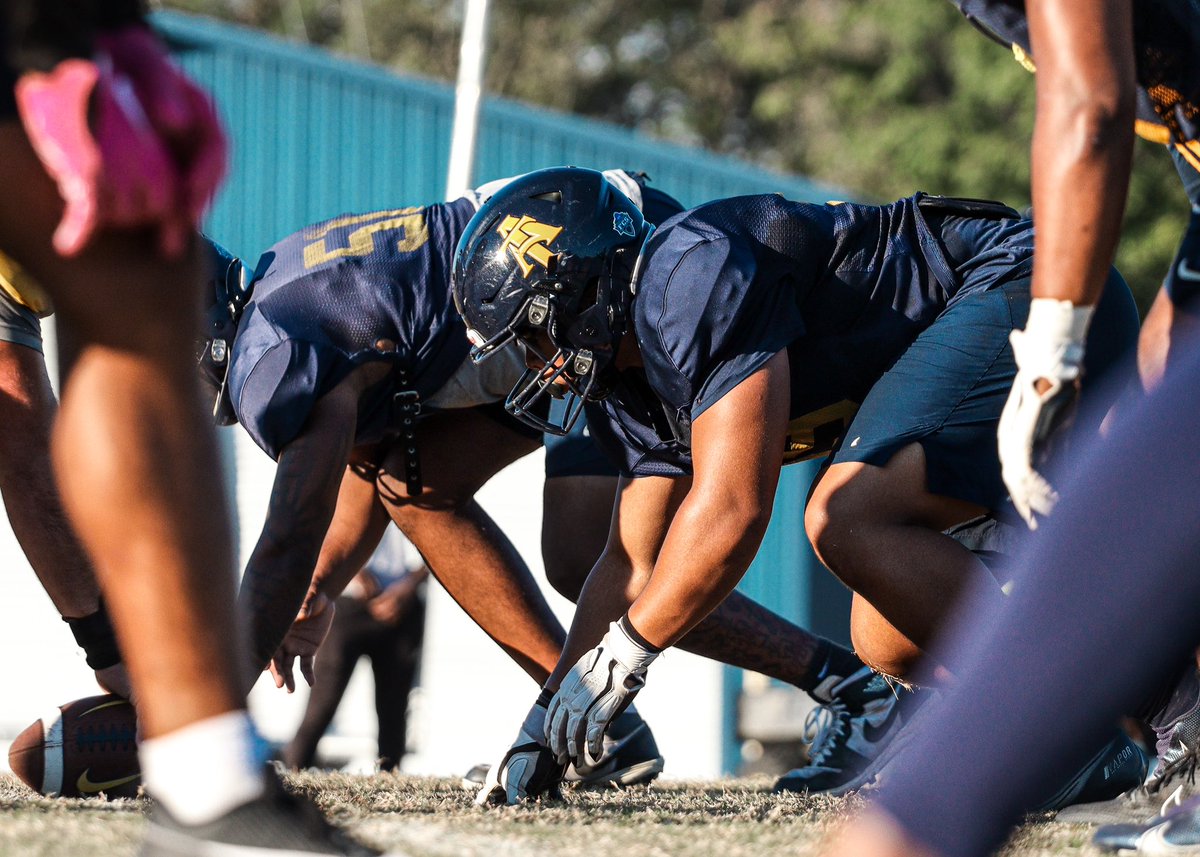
[7,693,139,799]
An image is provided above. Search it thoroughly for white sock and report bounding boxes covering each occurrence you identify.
[140,710,268,826]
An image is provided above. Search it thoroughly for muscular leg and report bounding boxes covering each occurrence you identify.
[805,442,996,678]
[866,343,1200,857]
[377,409,565,684]
[0,123,241,738]
[0,341,99,619]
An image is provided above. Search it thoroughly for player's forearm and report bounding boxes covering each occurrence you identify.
[238,536,328,684]
[1026,0,1136,307]
[626,488,773,650]
[546,550,648,690]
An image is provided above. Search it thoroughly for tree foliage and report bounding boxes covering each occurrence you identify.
[160,0,1188,311]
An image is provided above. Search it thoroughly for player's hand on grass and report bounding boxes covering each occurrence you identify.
[15,24,226,259]
[476,701,565,806]
[999,298,1093,530]
[268,592,335,693]
[546,618,659,768]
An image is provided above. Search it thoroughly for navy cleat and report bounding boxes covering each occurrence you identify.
[1034,729,1148,813]
[1094,795,1200,854]
[462,709,664,792]
[1058,742,1197,825]
[772,667,911,795]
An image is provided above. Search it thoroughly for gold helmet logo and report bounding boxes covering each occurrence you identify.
[497,215,563,278]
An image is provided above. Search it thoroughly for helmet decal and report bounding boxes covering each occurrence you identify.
[497,214,563,277]
[613,211,636,238]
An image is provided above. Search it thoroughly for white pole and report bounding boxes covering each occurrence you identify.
[445,0,492,200]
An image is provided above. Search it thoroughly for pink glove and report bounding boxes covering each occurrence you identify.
[15,26,226,258]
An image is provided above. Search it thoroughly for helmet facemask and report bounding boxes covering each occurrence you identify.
[471,241,641,435]
[196,240,250,426]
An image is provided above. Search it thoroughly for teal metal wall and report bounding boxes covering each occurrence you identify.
[157,11,852,771]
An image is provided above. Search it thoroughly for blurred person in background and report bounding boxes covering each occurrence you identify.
[283,527,428,773]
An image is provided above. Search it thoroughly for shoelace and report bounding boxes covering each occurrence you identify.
[1144,747,1200,816]
[804,700,850,767]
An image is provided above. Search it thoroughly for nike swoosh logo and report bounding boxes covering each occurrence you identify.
[80,699,131,718]
[76,768,139,795]
[1177,259,1200,282]
[861,701,901,744]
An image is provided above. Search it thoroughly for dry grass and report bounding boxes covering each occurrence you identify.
[0,772,1108,856]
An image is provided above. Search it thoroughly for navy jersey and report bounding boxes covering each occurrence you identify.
[226,198,478,460]
[953,0,1200,161]
[586,193,1031,478]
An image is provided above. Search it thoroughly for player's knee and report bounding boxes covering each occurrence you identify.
[849,612,922,682]
[804,484,863,581]
[542,557,584,603]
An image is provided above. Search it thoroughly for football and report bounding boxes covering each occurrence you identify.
[7,693,140,799]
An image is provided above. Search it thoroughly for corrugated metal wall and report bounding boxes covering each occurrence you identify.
[156,7,850,669]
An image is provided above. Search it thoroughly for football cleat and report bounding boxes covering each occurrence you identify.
[141,766,391,857]
[772,667,912,795]
[462,709,664,792]
[1094,795,1200,854]
[1058,722,1200,825]
[565,708,664,787]
[1033,729,1148,813]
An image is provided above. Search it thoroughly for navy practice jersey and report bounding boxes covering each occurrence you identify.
[585,193,1030,478]
[952,0,1200,164]
[226,198,478,460]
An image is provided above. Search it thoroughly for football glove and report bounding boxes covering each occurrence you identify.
[999,298,1094,530]
[15,25,226,258]
[546,618,660,768]
[475,701,565,806]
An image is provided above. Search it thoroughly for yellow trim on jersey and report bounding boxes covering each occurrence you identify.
[1135,119,1172,145]
[1012,44,1036,73]
[1176,140,1200,173]
[0,250,53,316]
[783,399,861,464]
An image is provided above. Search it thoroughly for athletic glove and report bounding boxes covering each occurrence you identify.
[15,24,226,258]
[475,700,565,806]
[546,617,660,768]
[998,298,1094,530]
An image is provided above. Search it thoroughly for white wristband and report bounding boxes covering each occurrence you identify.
[605,619,660,673]
[1011,298,1095,381]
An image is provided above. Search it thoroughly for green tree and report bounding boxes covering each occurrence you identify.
[159,0,1187,311]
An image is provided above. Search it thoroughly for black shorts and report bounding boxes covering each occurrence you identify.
[544,398,620,479]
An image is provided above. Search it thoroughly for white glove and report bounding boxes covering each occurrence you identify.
[546,618,660,767]
[475,701,565,806]
[998,298,1094,530]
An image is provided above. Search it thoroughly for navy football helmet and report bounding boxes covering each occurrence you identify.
[197,237,250,426]
[452,167,654,434]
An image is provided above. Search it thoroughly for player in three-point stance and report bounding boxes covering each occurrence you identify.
[198,173,881,800]
[453,167,1140,806]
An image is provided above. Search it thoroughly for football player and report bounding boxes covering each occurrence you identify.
[203,175,888,800]
[0,252,130,699]
[826,1,1200,855]
[0,3,376,856]
[452,167,1141,805]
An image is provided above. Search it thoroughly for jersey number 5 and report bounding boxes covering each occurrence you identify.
[302,208,429,269]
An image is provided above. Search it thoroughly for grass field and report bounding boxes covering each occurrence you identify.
[0,771,1110,856]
